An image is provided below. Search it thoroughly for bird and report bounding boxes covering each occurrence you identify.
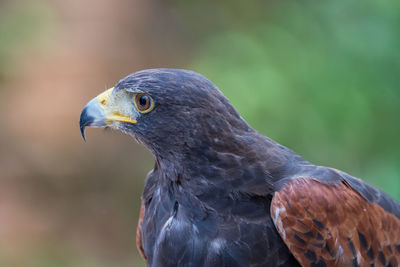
[79,69,400,267]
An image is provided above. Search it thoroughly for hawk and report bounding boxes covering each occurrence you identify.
[80,69,400,266]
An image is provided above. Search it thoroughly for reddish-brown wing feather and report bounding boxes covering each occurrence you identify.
[271,178,400,267]
[136,201,146,260]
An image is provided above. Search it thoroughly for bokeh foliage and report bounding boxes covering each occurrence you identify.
[0,1,51,82]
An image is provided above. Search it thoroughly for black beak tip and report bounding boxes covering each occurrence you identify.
[79,106,90,142]
[80,125,87,142]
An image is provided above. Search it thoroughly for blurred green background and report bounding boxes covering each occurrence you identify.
[0,0,399,266]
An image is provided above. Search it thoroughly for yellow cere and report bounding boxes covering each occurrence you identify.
[105,111,137,125]
[97,87,114,108]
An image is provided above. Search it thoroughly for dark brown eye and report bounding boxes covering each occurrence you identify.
[134,93,154,113]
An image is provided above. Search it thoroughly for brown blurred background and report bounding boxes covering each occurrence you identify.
[0,0,399,266]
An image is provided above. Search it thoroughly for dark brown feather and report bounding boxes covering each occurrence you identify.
[271,178,400,267]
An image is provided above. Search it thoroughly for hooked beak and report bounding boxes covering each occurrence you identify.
[79,88,137,141]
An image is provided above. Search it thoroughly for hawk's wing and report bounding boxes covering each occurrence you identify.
[136,169,159,261]
[271,177,400,266]
[136,201,146,260]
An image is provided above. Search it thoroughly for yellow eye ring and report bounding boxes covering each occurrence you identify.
[134,93,154,113]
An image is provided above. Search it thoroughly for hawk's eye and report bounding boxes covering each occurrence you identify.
[134,93,154,113]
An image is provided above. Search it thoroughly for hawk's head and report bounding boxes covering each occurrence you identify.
[80,69,250,158]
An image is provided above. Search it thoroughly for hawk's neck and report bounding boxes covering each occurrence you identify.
[154,130,307,202]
